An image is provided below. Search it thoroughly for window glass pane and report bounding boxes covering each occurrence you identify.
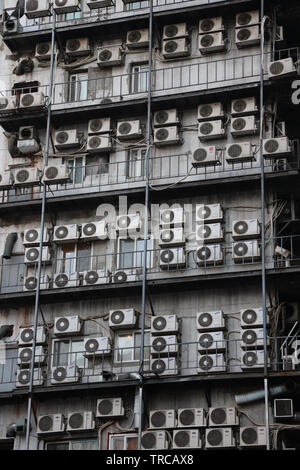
[76,242,91,272]
[133,332,150,361]
[119,240,135,269]
[110,437,125,450]
[136,239,153,268]
[74,158,83,184]
[133,333,141,361]
[57,244,76,274]
[71,440,97,450]
[127,1,148,10]
[116,333,134,362]
[70,340,85,367]
[53,341,70,367]
[47,442,70,450]
[127,436,138,450]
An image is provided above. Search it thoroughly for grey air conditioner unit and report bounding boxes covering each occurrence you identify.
[268,58,296,79]
[159,227,185,247]
[172,429,200,449]
[240,307,269,329]
[225,142,254,163]
[83,336,111,357]
[198,331,226,353]
[196,244,223,266]
[24,246,51,264]
[35,42,56,61]
[159,247,186,269]
[178,409,206,428]
[88,117,111,135]
[163,23,188,40]
[199,32,226,54]
[0,96,17,113]
[81,221,107,240]
[18,126,38,141]
[67,412,95,431]
[23,275,50,292]
[230,116,258,136]
[231,97,258,116]
[97,46,124,67]
[239,427,267,448]
[126,29,149,49]
[66,38,91,57]
[162,38,189,59]
[53,272,78,289]
[19,92,44,110]
[198,103,224,121]
[87,134,112,152]
[149,410,176,429]
[197,354,226,374]
[96,398,124,417]
[192,146,221,167]
[0,172,13,189]
[3,19,18,35]
[51,364,80,384]
[87,0,114,8]
[109,308,138,330]
[232,219,260,240]
[153,109,179,127]
[235,25,260,48]
[199,17,224,34]
[14,168,41,187]
[150,357,178,376]
[151,315,178,335]
[198,120,225,141]
[37,414,64,434]
[112,269,137,283]
[19,326,46,346]
[236,10,260,28]
[197,310,225,331]
[54,315,82,336]
[42,165,69,184]
[150,335,178,356]
[54,130,79,150]
[232,240,261,262]
[54,0,79,14]
[241,328,265,349]
[241,350,266,370]
[18,345,46,367]
[16,368,44,387]
[263,137,291,157]
[141,430,169,450]
[17,139,40,155]
[117,120,143,140]
[25,0,51,18]
[160,207,184,227]
[208,407,238,427]
[82,269,108,286]
[116,213,141,231]
[205,427,235,448]
[24,227,49,246]
[196,204,223,223]
[53,224,79,243]
[196,223,223,243]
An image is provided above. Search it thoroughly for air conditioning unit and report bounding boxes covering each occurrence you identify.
[230,115,258,136]
[239,427,267,448]
[240,307,268,329]
[23,275,50,292]
[150,335,178,356]
[236,25,260,48]
[42,165,69,184]
[141,430,169,450]
[37,414,64,434]
[163,23,188,40]
[24,228,49,246]
[66,38,90,57]
[196,223,223,243]
[178,409,206,428]
[173,429,200,449]
[112,269,137,283]
[159,227,185,247]
[53,224,79,243]
[84,336,111,357]
[198,331,226,353]
[197,353,226,374]
[97,46,124,67]
[274,399,294,418]
[198,120,225,141]
[232,219,260,240]
[81,221,107,240]
[24,246,51,264]
[54,315,82,336]
[192,146,221,167]
[17,139,40,155]
[162,38,189,59]
[236,10,260,28]
[154,109,179,127]
[66,411,94,431]
[196,244,223,266]
[151,315,178,335]
[199,32,226,54]
[208,407,238,427]
[18,126,38,141]
[154,126,181,146]
[86,0,113,9]
[199,17,223,34]
[225,142,254,163]
[197,311,225,331]
[54,0,79,13]
[159,247,186,269]
[18,346,46,367]
[196,204,223,224]
[96,398,124,417]
[3,19,18,35]
[150,357,178,376]
[205,427,235,448]
[149,410,176,429]
[0,172,13,189]
[231,97,258,116]
[241,350,266,370]
[109,308,138,330]
[198,103,224,121]
[0,96,17,113]
[16,368,44,387]
[51,364,80,384]
[54,130,79,150]
[116,213,141,231]
[126,29,149,49]
[241,328,265,349]
[160,207,184,227]
[117,120,143,141]
[19,92,44,110]
[19,326,46,346]
[25,0,51,18]
[14,168,41,187]
[35,42,56,61]
[87,134,112,153]
[82,269,107,286]
[263,137,291,157]
[268,58,296,79]
[88,117,111,135]
[233,240,261,262]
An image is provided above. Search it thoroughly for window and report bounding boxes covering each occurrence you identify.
[52,339,85,368]
[65,1,82,20]
[118,238,153,270]
[85,155,109,177]
[65,157,84,185]
[109,434,138,450]
[131,64,148,93]
[127,149,146,179]
[114,330,150,363]
[68,73,88,102]
[46,440,97,450]
[56,242,91,274]
[127,1,148,11]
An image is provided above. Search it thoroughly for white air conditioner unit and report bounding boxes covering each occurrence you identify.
[208,407,238,427]
[24,246,51,264]
[109,308,138,330]
[199,17,223,34]
[18,126,38,141]
[53,224,79,243]
[23,275,50,292]
[197,311,225,331]
[197,353,226,374]
[141,430,169,450]
[239,427,267,448]
[37,414,64,434]
[117,120,142,141]
[88,117,111,135]
[14,168,41,187]
[51,364,80,384]
[196,204,223,224]
[196,223,223,243]
[230,115,258,136]
[151,315,178,335]
[236,25,260,48]
[54,315,82,336]
[25,0,51,18]
[97,46,124,67]
[163,23,188,40]
[198,331,226,353]
[177,409,206,428]
[154,126,181,146]
[24,228,49,246]
[160,247,186,269]
[54,129,79,150]
[205,427,235,448]
[116,213,141,231]
[112,269,137,283]
[173,429,200,449]
[42,165,69,184]
[16,368,44,387]
[162,38,189,59]
[18,346,46,367]
[150,357,178,376]
[84,336,111,357]
[198,103,224,121]
[86,0,113,9]
[35,42,56,61]
[199,32,225,54]
[149,410,176,429]
[241,328,266,349]
[232,219,260,240]
[66,411,95,432]
[3,19,18,35]
[54,0,79,14]
[96,398,124,417]
[198,120,225,141]
[240,307,268,329]
[192,145,221,167]
[241,350,266,370]
[0,172,13,189]
[87,134,112,153]
[159,227,185,247]
[19,326,46,346]
[236,10,260,28]
[225,142,254,163]
[82,269,107,286]
[19,92,44,110]
[81,221,107,240]
[196,244,223,266]
[126,29,149,49]
[150,335,178,356]
[268,58,296,79]
[263,137,291,157]
[160,207,184,227]
[66,37,90,57]
[17,139,40,155]
[153,109,179,127]
[233,240,261,262]
[231,97,258,116]
[0,96,17,113]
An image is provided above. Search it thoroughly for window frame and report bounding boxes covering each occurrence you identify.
[117,237,153,270]
[56,240,92,275]
[51,338,86,369]
[114,329,150,365]
[68,71,88,103]
[63,156,86,186]
[109,433,138,450]
[130,63,149,94]
[46,439,98,450]
[126,148,147,179]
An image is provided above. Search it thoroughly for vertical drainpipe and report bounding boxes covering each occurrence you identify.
[25,12,57,450]
[138,0,153,450]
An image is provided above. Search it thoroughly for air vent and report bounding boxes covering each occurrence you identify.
[199,32,225,54]
[274,399,294,418]
[197,311,225,332]
[96,398,124,417]
[162,38,189,59]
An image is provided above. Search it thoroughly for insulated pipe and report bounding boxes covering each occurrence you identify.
[235,380,298,405]
[3,233,17,259]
